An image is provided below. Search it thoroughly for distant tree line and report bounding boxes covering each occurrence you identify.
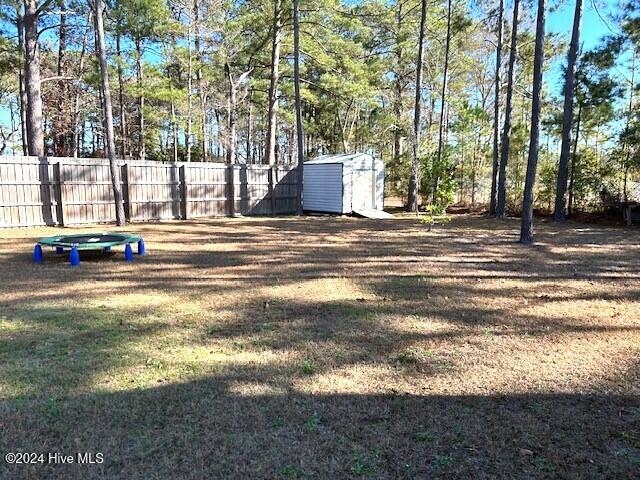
[0,0,639,238]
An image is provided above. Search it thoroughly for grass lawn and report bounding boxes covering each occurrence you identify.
[0,214,639,479]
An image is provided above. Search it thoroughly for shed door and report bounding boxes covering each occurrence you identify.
[352,169,374,211]
[303,163,344,213]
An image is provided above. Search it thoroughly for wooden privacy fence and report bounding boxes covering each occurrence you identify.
[0,156,298,228]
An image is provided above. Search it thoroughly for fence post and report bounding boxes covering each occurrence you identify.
[274,166,280,214]
[54,161,65,226]
[121,163,131,222]
[227,164,236,216]
[172,163,181,220]
[179,165,188,220]
[269,165,277,215]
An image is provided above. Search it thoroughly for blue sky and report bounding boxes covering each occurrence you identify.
[546,0,620,89]
[547,0,618,49]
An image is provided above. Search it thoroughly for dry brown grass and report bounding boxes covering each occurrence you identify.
[0,214,639,479]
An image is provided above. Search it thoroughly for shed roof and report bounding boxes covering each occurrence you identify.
[305,153,376,165]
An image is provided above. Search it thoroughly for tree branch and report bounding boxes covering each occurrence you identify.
[35,0,57,17]
[40,75,80,83]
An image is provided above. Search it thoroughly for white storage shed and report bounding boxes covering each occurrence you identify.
[303,153,384,214]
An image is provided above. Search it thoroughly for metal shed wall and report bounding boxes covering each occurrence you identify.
[374,160,384,210]
[303,153,384,214]
[349,168,375,211]
[303,163,344,213]
[342,166,352,214]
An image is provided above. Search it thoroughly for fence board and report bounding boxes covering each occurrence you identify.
[185,164,228,218]
[0,156,298,227]
[126,162,181,221]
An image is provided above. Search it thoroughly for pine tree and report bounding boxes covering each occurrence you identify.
[94,0,126,225]
[520,0,546,243]
[496,0,520,217]
[553,0,583,221]
[489,0,503,215]
[407,0,427,213]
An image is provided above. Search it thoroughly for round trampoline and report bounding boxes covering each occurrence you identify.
[34,232,146,266]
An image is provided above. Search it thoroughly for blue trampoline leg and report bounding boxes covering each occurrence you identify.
[55,246,64,254]
[137,239,146,255]
[70,246,80,266]
[103,246,112,254]
[33,244,43,263]
[125,243,134,261]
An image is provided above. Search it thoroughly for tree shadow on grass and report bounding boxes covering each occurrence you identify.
[0,216,639,478]
[0,303,171,400]
[1,292,638,478]
[0,371,638,479]
[3,226,639,308]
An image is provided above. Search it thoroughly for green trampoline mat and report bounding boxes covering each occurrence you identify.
[38,233,142,250]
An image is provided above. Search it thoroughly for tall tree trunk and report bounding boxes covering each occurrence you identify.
[427,96,434,136]
[94,0,125,226]
[472,131,481,205]
[392,3,404,171]
[553,0,582,221]
[489,0,503,215]
[496,0,520,217]
[407,0,427,213]
[459,145,465,203]
[16,6,29,154]
[116,31,128,159]
[72,12,91,158]
[2,101,16,154]
[225,63,236,164]
[623,165,629,202]
[194,0,207,161]
[171,101,178,162]
[213,109,221,158]
[53,0,67,156]
[135,39,145,160]
[293,0,304,215]
[23,0,45,157]
[434,0,453,204]
[622,50,636,202]
[223,67,252,164]
[91,120,96,153]
[471,161,476,205]
[266,0,282,213]
[265,0,282,167]
[567,102,582,216]
[520,0,546,243]
[186,19,193,162]
[247,98,253,163]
